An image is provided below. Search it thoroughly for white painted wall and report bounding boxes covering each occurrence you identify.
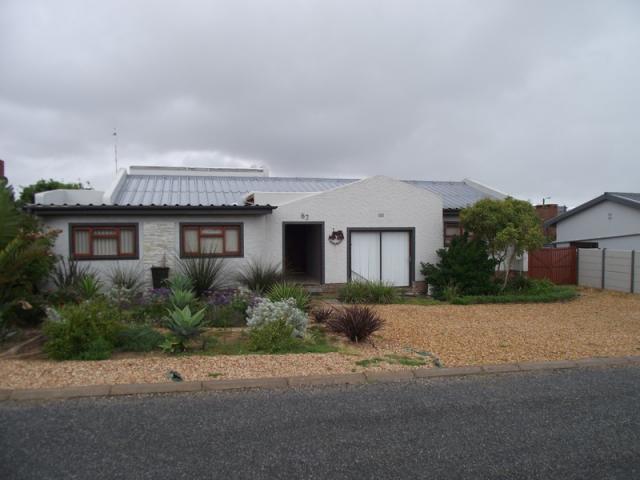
[42,214,269,288]
[556,200,640,249]
[40,176,443,289]
[263,176,443,284]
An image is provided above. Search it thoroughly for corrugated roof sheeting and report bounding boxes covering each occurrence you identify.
[111,175,499,209]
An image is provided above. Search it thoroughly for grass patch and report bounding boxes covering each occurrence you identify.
[450,286,578,305]
[207,372,224,378]
[195,326,338,356]
[396,297,443,306]
[355,354,428,368]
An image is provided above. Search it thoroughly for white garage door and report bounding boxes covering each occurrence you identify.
[350,231,410,286]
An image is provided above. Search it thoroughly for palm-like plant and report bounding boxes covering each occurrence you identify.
[164,306,206,350]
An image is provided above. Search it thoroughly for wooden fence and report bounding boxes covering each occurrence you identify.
[528,247,577,284]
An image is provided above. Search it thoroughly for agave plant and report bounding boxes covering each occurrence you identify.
[164,305,206,350]
[166,274,193,292]
[169,288,197,310]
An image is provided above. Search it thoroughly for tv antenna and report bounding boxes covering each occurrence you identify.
[113,128,118,173]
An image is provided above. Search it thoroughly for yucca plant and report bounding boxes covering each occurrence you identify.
[51,257,92,290]
[326,305,385,342]
[177,255,227,297]
[267,282,310,312]
[76,273,103,300]
[164,305,206,351]
[107,264,146,297]
[237,259,283,294]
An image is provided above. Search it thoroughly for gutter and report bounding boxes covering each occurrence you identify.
[24,204,276,216]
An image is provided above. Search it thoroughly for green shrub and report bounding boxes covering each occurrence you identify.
[248,319,297,353]
[116,324,165,352]
[338,281,398,304]
[43,300,123,360]
[78,337,113,361]
[420,234,498,300]
[237,259,283,294]
[0,182,58,325]
[177,256,228,297]
[451,286,578,305]
[267,282,310,311]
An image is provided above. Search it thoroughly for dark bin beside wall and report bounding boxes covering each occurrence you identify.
[151,267,170,289]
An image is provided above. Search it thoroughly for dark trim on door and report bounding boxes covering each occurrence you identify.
[346,227,415,286]
[282,221,325,285]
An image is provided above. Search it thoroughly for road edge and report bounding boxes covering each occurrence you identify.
[2,355,639,402]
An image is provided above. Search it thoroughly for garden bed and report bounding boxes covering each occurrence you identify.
[1,288,638,390]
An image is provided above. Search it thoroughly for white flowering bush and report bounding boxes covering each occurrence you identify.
[246,298,308,338]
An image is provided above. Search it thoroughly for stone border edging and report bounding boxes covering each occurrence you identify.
[2,355,639,402]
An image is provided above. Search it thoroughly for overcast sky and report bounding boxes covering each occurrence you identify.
[1,0,638,207]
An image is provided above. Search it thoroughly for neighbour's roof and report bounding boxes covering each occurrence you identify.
[544,192,640,227]
[110,175,502,210]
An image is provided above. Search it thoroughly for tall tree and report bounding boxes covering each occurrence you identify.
[460,197,544,290]
[19,179,84,205]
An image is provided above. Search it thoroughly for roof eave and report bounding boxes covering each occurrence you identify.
[543,192,640,227]
[25,204,277,216]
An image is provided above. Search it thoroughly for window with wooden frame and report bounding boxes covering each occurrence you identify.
[444,221,464,246]
[180,224,243,257]
[70,224,138,260]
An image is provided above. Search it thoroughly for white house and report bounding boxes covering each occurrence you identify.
[27,166,506,291]
[545,192,640,250]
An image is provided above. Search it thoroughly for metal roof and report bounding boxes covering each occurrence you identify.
[544,192,640,227]
[110,175,501,210]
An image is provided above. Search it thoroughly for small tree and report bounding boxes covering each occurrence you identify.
[460,197,544,290]
[19,179,85,205]
[421,234,498,299]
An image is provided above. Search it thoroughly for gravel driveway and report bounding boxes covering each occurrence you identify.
[375,288,640,366]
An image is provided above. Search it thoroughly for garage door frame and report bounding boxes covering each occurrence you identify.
[346,227,415,286]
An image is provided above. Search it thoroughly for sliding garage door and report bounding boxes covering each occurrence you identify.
[350,231,411,286]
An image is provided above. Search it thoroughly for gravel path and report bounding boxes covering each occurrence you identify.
[375,288,640,366]
[1,288,638,389]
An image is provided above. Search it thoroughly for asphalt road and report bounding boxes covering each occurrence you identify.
[2,366,640,479]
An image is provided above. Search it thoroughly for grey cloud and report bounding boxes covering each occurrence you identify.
[1,0,639,206]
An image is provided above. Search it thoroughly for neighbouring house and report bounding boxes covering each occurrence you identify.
[545,192,640,249]
[26,166,506,291]
[535,203,566,243]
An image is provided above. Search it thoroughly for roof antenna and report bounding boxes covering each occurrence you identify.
[113,128,118,173]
